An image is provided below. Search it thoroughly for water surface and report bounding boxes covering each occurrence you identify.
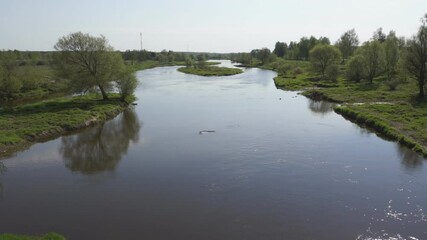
[0,61,426,240]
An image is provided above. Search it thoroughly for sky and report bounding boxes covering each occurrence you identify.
[0,0,426,53]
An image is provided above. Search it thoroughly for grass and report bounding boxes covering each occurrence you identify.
[0,233,65,240]
[302,78,417,104]
[206,61,221,66]
[177,66,243,76]
[0,94,130,157]
[274,73,340,91]
[262,58,427,155]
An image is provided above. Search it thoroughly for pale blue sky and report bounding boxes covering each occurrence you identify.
[0,0,426,52]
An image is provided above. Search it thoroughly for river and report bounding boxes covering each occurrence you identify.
[0,60,426,240]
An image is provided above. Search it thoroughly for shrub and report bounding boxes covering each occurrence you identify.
[383,77,404,91]
[276,63,292,76]
[116,70,137,102]
[293,67,303,75]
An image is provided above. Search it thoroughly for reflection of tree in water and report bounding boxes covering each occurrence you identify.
[396,145,423,170]
[308,100,336,115]
[60,109,141,175]
[0,161,6,198]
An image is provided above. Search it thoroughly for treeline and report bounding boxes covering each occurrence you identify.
[121,50,230,64]
[231,14,427,98]
[230,36,331,65]
[0,50,62,101]
[0,50,55,66]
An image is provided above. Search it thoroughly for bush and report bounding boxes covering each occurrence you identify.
[384,77,404,91]
[293,67,303,77]
[275,63,292,76]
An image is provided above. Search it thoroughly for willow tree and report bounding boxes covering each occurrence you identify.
[54,32,126,100]
[384,31,400,82]
[359,40,384,83]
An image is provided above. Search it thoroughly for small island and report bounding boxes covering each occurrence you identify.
[177,55,242,76]
[178,66,243,76]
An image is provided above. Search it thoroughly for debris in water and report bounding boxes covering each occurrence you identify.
[199,130,216,134]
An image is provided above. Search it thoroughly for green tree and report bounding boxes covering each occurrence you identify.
[257,48,273,64]
[336,29,359,62]
[383,50,408,91]
[286,41,300,60]
[309,44,341,79]
[373,27,386,43]
[167,51,175,62]
[273,41,287,58]
[406,14,427,98]
[116,69,137,102]
[0,51,22,98]
[196,54,207,68]
[298,37,311,60]
[346,55,366,82]
[239,53,253,65]
[54,32,127,100]
[359,40,384,83]
[318,37,331,45]
[185,55,193,67]
[157,50,168,63]
[384,31,400,82]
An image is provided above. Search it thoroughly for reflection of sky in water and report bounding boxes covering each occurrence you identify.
[0,60,426,240]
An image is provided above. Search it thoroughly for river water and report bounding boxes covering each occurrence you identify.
[0,61,426,240]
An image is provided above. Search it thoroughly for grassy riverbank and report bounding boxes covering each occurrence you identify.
[264,59,427,156]
[178,66,243,76]
[0,59,220,157]
[0,94,131,158]
[335,102,427,156]
[127,60,186,71]
[0,233,65,240]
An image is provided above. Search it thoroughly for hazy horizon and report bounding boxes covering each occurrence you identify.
[1,0,426,53]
